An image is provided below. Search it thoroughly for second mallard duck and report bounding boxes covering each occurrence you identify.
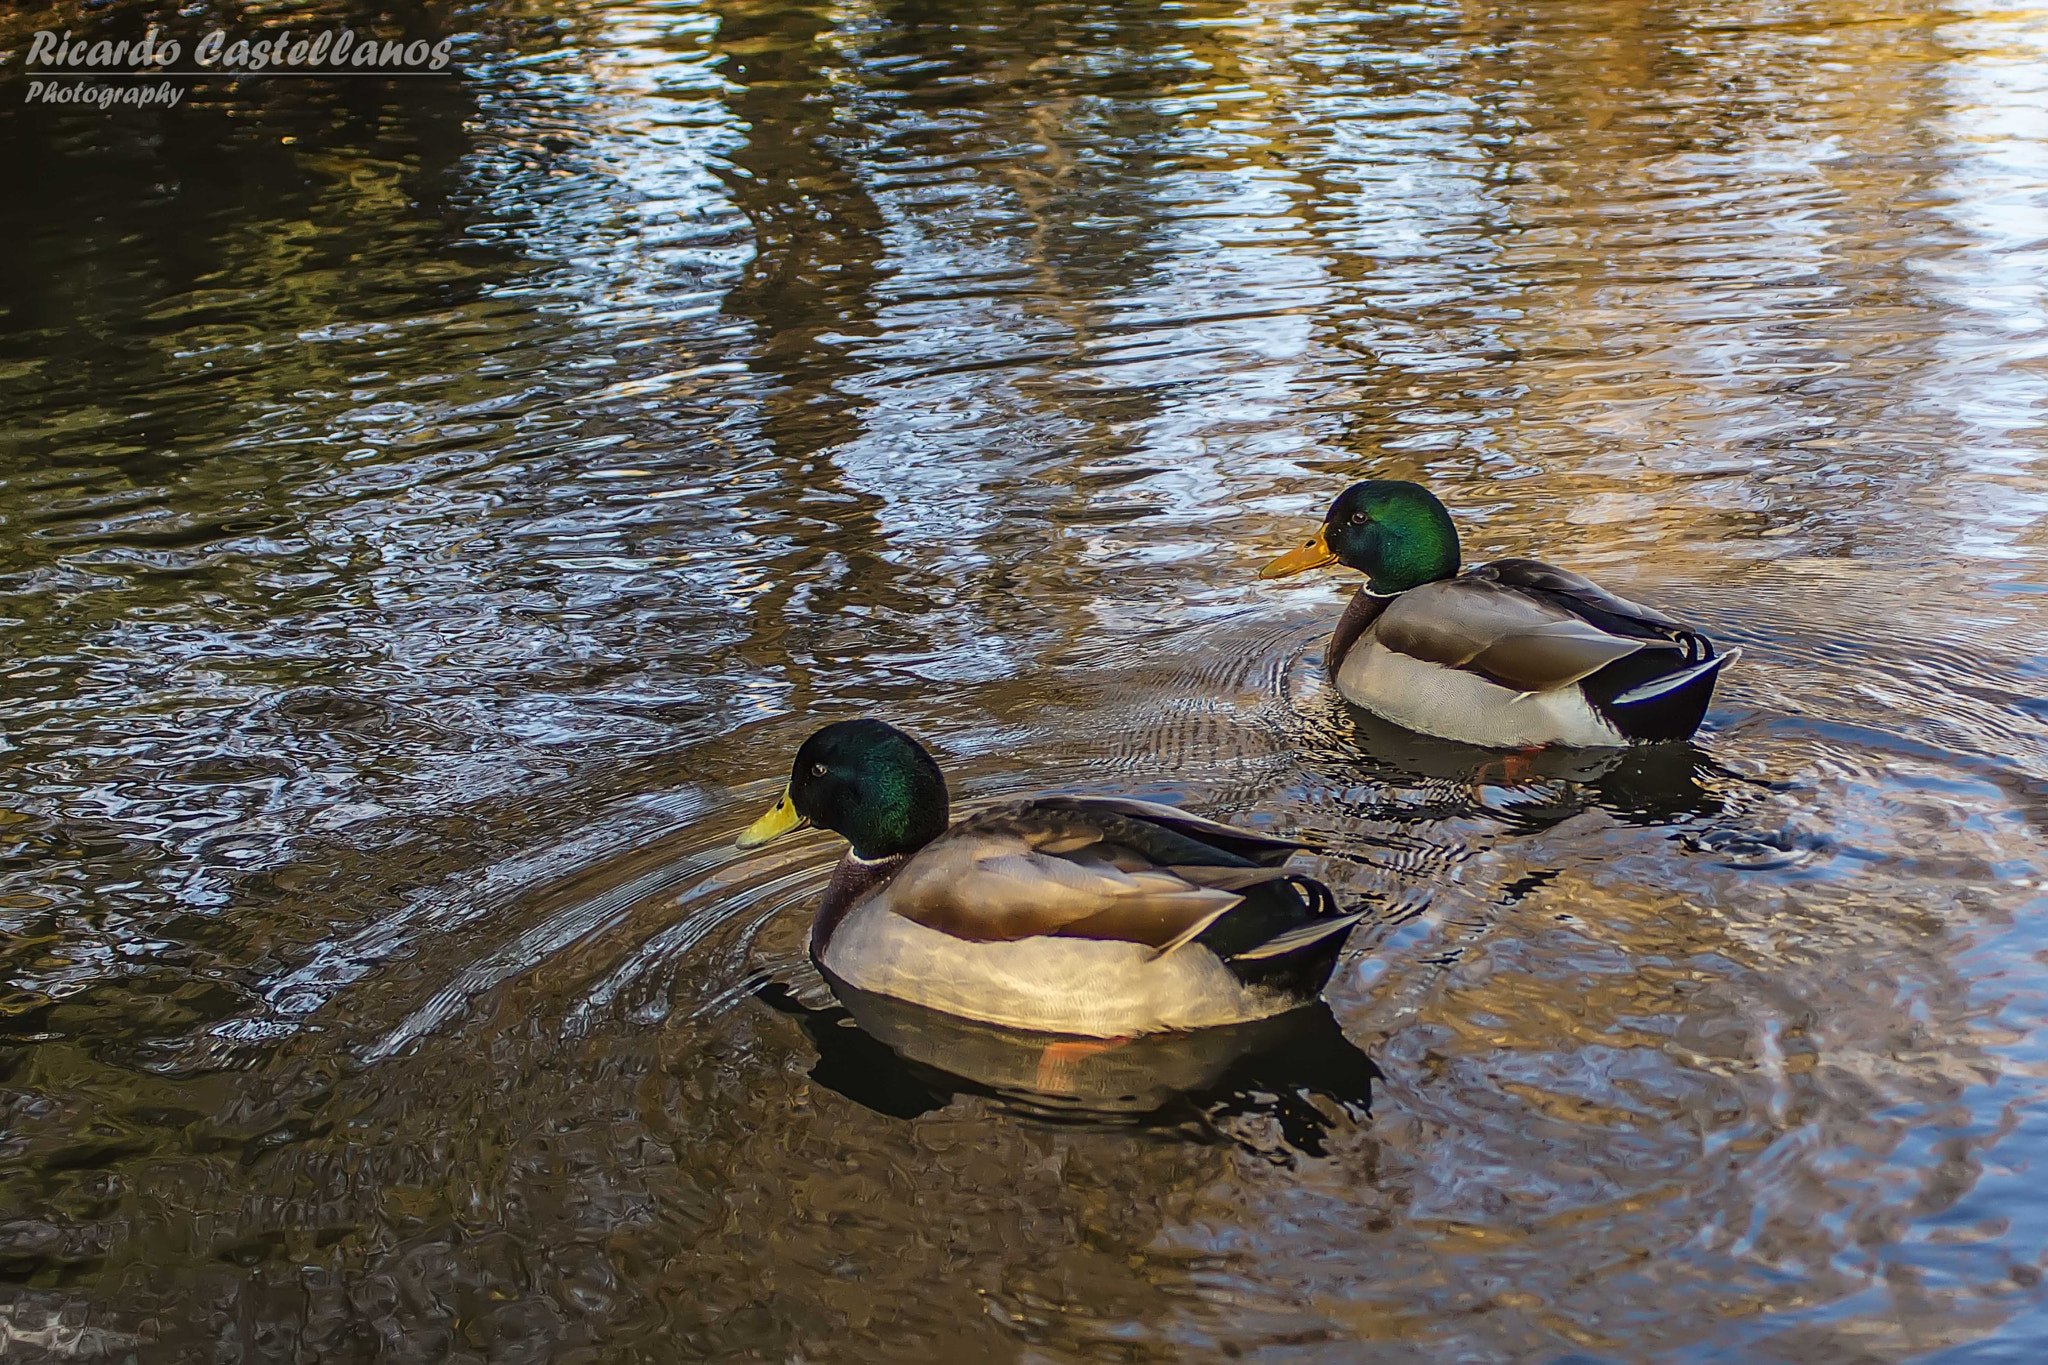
[736,719,1361,1038]
[1262,481,1738,748]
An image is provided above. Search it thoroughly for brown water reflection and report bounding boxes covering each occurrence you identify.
[2,0,2048,1357]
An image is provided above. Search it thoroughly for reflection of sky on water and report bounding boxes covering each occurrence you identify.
[1924,0,2048,562]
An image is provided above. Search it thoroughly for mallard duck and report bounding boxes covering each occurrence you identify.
[1261,481,1738,748]
[736,719,1362,1038]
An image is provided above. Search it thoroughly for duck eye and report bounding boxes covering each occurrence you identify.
[810,762,829,778]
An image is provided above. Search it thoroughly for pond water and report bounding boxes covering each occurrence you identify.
[4,0,2048,1358]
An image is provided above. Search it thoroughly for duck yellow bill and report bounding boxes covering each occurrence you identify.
[736,786,809,848]
[1260,527,1337,579]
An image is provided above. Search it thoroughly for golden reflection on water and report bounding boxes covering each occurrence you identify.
[0,0,2046,1358]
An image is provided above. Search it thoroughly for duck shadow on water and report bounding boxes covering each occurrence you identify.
[758,981,1381,1161]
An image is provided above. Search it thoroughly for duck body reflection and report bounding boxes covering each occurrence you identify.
[1328,701,1729,828]
[765,979,1380,1157]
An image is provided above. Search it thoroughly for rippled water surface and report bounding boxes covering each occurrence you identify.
[4,0,2048,1357]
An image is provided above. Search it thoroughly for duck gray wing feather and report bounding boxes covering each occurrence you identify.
[871,799,1320,949]
[875,833,1259,947]
[971,795,1311,866]
[1375,575,1677,694]
[1477,558,1712,656]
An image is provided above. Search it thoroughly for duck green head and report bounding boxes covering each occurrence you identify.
[735,718,950,860]
[1260,480,1461,594]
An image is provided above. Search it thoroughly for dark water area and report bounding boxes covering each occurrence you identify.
[2,0,2047,1357]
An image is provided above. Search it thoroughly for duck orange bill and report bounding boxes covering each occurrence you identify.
[1260,527,1337,579]
[736,786,809,848]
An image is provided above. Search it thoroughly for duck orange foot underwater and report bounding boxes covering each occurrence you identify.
[1033,1035,1137,1092]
